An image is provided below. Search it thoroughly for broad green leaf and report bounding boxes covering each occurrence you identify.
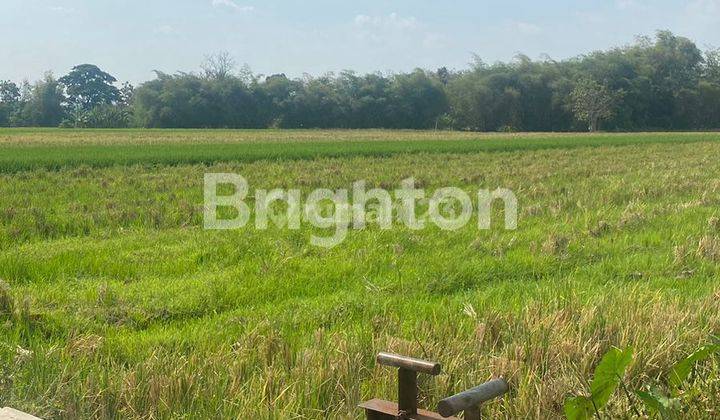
[564,396,595,420]
[589,347,634,409]
[669,345,719,389]
[636,390,663,413]
[635,389,679,418]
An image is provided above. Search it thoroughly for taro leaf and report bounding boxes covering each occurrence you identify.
[564,347,634,420]
[564,395,595,420]
[589,346,634,409]
[636,389,679,419]
[669,345,719,389]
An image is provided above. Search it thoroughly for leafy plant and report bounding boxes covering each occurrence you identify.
[668,345,719,390]
[635,389,680,418]
[634,344,719,418]
[566,344,720,419]
[565,347,634,420]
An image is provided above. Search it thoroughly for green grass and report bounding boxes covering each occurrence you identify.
[1,130,720,419]
[0,129,718,173]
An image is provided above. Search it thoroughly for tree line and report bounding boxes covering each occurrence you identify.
[1,31,719,132]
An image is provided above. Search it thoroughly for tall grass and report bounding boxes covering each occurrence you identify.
[0,131,719,418]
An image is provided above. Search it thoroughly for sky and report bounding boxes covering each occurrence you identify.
[1,0,718,85]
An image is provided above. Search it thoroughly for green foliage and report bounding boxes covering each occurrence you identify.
[59,104,88,128]
[570,79,621,132]
[86,104,130,128]
[4,31,719,130]
[58,64,120,110]
[563,397,596,420]
[132,68,447,129]
[0,103,13,127]
[15,73,65,127]
[60,104,131,129]
[564,347,634,420]
[705,48,720,84]
[567,343,720,419]
[0,80,21,126]
[631,344,720,418]
[0,80,20,103]
[0,279,13,318]
[635,389,680,418]
[132,71,262,128]
[590,347,634,408]
[668,344,719,390]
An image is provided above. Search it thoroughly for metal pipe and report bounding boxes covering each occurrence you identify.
[376,352,442,375]
[397,368,417,415]
[437,378,509,418]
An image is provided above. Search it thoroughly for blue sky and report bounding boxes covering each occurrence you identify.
[1,0,718,84]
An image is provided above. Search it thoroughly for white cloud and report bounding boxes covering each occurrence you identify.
[211,0,254,13]
[352,13,424,45]
[354,13,418,31]
[350,12,444,52]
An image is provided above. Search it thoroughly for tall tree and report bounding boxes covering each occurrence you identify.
[0,81,21,126]
[59,64,120,110]
[0,81,20,103]
[570,79,620,132]
[388,69,448,129]
[17,73,65,126]
[705,48,720,84]
[118,82,135,108]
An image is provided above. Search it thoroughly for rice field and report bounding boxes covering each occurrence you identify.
[1,129,720,419]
